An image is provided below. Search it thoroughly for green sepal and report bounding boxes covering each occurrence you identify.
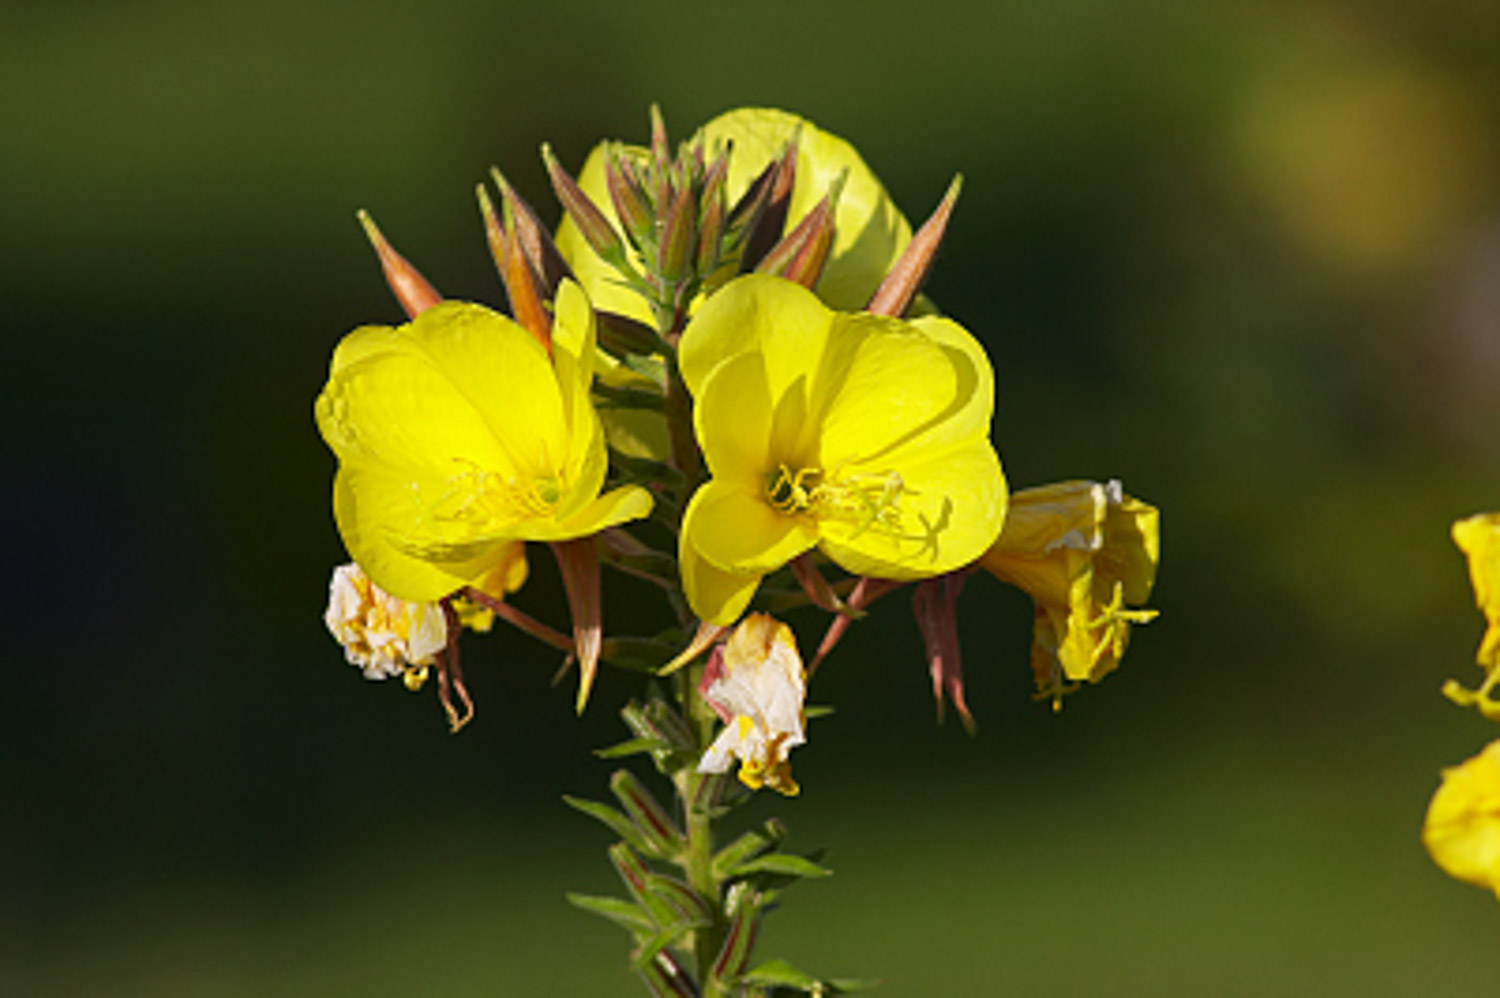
[711,818,788,881]
[723,852,832,881]
[611,769,686,856]
[563,796,659,858]
[742,958,881,994]
[611,452,685,489]
[593,381,667,412]
[708,888,767,987]
[565,892,655,937]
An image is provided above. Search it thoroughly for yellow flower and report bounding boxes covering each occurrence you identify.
[1454,513,1500,668]
[698,613,807,796]
[678,274,1006,624]
[314,280,653,602]
[556,107,913,326]
[979,480,1159,702]
[1424,739,1500,897]
[1443,513,1500,718]
[325,562,447,690]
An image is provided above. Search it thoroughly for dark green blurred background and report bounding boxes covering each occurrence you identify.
[6,2,1500,993]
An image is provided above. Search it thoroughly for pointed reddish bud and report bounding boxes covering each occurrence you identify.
[489,167,573,297]
[695,150,730,275]
[649,103,671,180]
[737,137,799,273]
[867,173,963,317]
[754,173,842,289]
[660,620,732,676]
[912,572,975,732]
[551,537,604,713]
[811,576,901,674]
[635,951,698,998]
[356,209,442,319]
[657,180,696,283]
[609,769,686,856]
[711,893,765,984]
[604,146,655,251]
[476,184,552,349]
[542,143,628,266]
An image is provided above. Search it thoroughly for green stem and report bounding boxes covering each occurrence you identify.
[678,661,728,995]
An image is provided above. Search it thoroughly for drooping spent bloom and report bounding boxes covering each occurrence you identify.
[555,107,913,326]
[677,274,1007,624]
[979,480,1159,704]
[698,613,807,796]
[1424,739,1500,898]
[1443,513,1500,718]
[314,280,653,603]
[325,562,447,689]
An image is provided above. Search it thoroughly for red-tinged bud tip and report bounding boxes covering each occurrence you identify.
[356,209,442,319]
[867,173,963,317]
[544,143,626,265]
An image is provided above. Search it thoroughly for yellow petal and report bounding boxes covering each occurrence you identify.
[333,468,502,602]
[683,479,818,575]
[693,351,776,486]
[818,439,1006,580]
[678,274,834,402]
[521,484,655,543]
[679,532,763,625]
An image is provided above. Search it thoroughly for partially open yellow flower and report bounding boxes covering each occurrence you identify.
[1424,739,1500,897]
[698,613,807,796]
[325,562,447,689]
[314,281,653,602]
[979,480,1159,702]
[678,274,1006,624]
[556,107,913,326]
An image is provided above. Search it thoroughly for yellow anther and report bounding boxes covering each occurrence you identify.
[403,664,430,691]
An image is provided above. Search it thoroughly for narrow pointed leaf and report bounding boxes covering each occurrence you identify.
[566,892,656,936]
[609,841,680,927]
[724,853,832,880]
[712,818,788,881]
[645,874,716,926]
[563,796,659,857]
[594,737,671,760]
[611,769,686,855]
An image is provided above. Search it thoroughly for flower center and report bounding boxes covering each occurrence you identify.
[437,462,565,527]
[764,463,908,539]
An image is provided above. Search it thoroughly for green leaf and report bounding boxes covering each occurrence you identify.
[803,704,836,720]
[724,852,832,880]
[630,925,692,972]
[566,892,654,936]
[594,737,670,760]
[610,770,686,856]
[742,958,882,994]
[712,819,788,881]
[562,796,659,858]
[645,874,716,926]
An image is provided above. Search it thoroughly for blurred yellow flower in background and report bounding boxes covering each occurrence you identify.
[1424,739,1500,898]
[1444,513,1500,719]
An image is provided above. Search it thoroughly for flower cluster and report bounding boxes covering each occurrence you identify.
[1425,512,1500,897]
[312,105,1162,993]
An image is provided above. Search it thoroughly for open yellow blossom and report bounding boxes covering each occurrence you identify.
[325,562,447,689]
[1424,739,1500,897]
[678,274,1006,624]
[314,280,653,603]
[979,480,1159,701]
[698,614,807,796]
[556,107,913,327]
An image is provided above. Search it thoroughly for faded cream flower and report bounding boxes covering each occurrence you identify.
[1424,739,1500,897]
[325,562,447,690]
[698,613,807,796]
